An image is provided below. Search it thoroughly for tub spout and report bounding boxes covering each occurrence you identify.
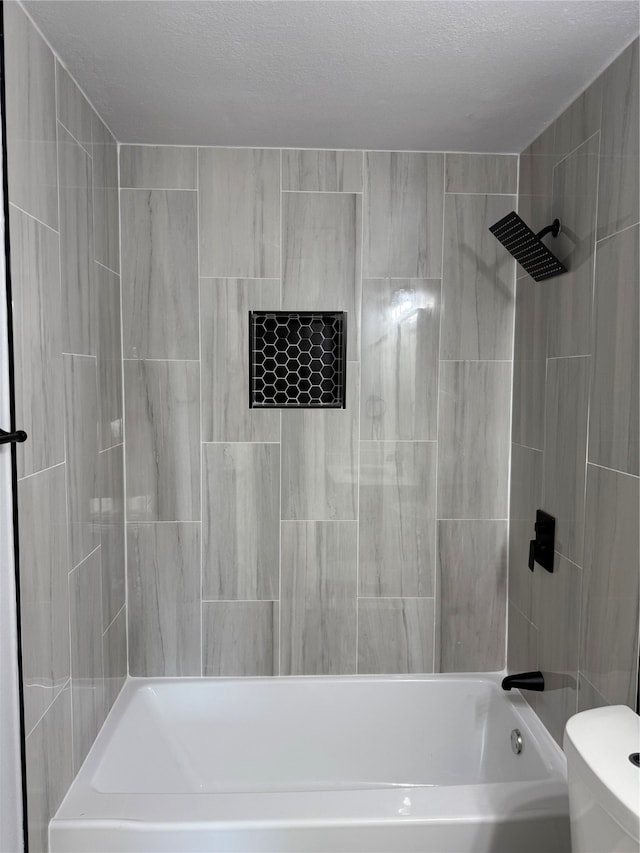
[501,671,545,692]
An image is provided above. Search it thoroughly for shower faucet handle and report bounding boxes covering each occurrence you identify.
[529,509,555,573]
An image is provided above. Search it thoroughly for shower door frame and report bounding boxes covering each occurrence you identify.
[0,2,28,848]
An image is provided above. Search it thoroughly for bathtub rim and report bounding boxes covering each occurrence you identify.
[51,671,568,836]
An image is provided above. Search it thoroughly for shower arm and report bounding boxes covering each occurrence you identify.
[535,219,561,240]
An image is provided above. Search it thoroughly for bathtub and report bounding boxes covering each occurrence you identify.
[50,674,570,853]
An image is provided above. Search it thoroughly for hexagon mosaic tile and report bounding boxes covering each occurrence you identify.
[249,311,347,408]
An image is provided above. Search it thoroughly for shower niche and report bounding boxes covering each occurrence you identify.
[249,311,347,408]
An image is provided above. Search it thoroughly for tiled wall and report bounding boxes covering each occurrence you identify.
[120,145,517,678]
[4,4,125,849]
[507,38,640,744]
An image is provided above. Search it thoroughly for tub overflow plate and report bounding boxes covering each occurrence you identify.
[511,729,523,755]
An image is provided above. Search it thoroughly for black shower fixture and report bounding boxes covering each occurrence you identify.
[489,211,567,282]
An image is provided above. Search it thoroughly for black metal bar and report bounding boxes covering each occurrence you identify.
[0,427,27,445]
[535,218,561,240]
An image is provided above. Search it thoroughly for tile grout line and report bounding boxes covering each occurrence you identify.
[120,187,197,192]
[24,676,72,742]
[595,219,640,245]
[118,143,520,156]
[432,154,447,674]
[68,543,101,576]
[281,189,362,195]
[102,601,126,638]
[54,66,76,774]
[117,140,130,681]
[552,128,600,171]
[122,357,200,363]
[504,149,521,671]
[17,460,65,483]
[354,148,365,675]
[95,258,119,277]
[197,145,204,679]
[57,116,92,160]
[444,191,518,197]
[7,200,59,235]
[278,148,283,678]
[574,127,602,713]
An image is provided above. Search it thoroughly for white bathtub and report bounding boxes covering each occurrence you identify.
[50,674,570,853]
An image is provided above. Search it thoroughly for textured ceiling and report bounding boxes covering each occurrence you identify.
[23,0,639,151]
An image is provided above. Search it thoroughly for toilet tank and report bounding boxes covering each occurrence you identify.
[564,705,640,853]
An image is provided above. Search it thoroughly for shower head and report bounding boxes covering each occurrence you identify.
[489,211,567,282]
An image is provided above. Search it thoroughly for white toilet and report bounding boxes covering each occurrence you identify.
[564,705,640,852]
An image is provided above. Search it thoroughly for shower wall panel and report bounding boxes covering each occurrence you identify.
[4,5,125,848]
[507,37,640,745]
[121,145,517,680]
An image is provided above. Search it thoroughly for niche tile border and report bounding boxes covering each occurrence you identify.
[249,310,347,408]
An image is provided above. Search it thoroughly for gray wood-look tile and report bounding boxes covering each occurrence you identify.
[127,522,201,676]
[358,598,434,674]
[202,443,279,601]
[359,441,436,597]
[548,134,599,358]
[120,145,197,189]
[70,547,105,771]
[532,553,581,745]
[589,224,639,475]
[437,361,511,519]
[55,61,92,153]
[200,277,280,442]
[553,76,602,160]
[59,123,95,355]
[98,445,125,632]
[281,365,359,520]
[103,606,126,713]
[96,263,123,450]
[124,360,200,521]
[92,116,120,274]
[360,279,440,440]
[438,520,508,672]
[597,39,639,241]
[445,154,517,194]
[18,465,70,735]
[64,355,100,568]
[281,521,357,675]
[364,152,443,278]
[580,464,639,706]
[25,686,72,853]
[202,602,278,676]
[282,191,361,360]
[441,193,515,360]
[518,124,556,236]
[4,1,58,228]
[508,443,543,621]
[507,602,538,675]
[282,149,362,192]
[9,205,64,478]
[199,147,280,277]
[519,123,558,199]
[543,356,589,566]
[577,672,609,713]
[121,189,199,359]
[512,277,548,450]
